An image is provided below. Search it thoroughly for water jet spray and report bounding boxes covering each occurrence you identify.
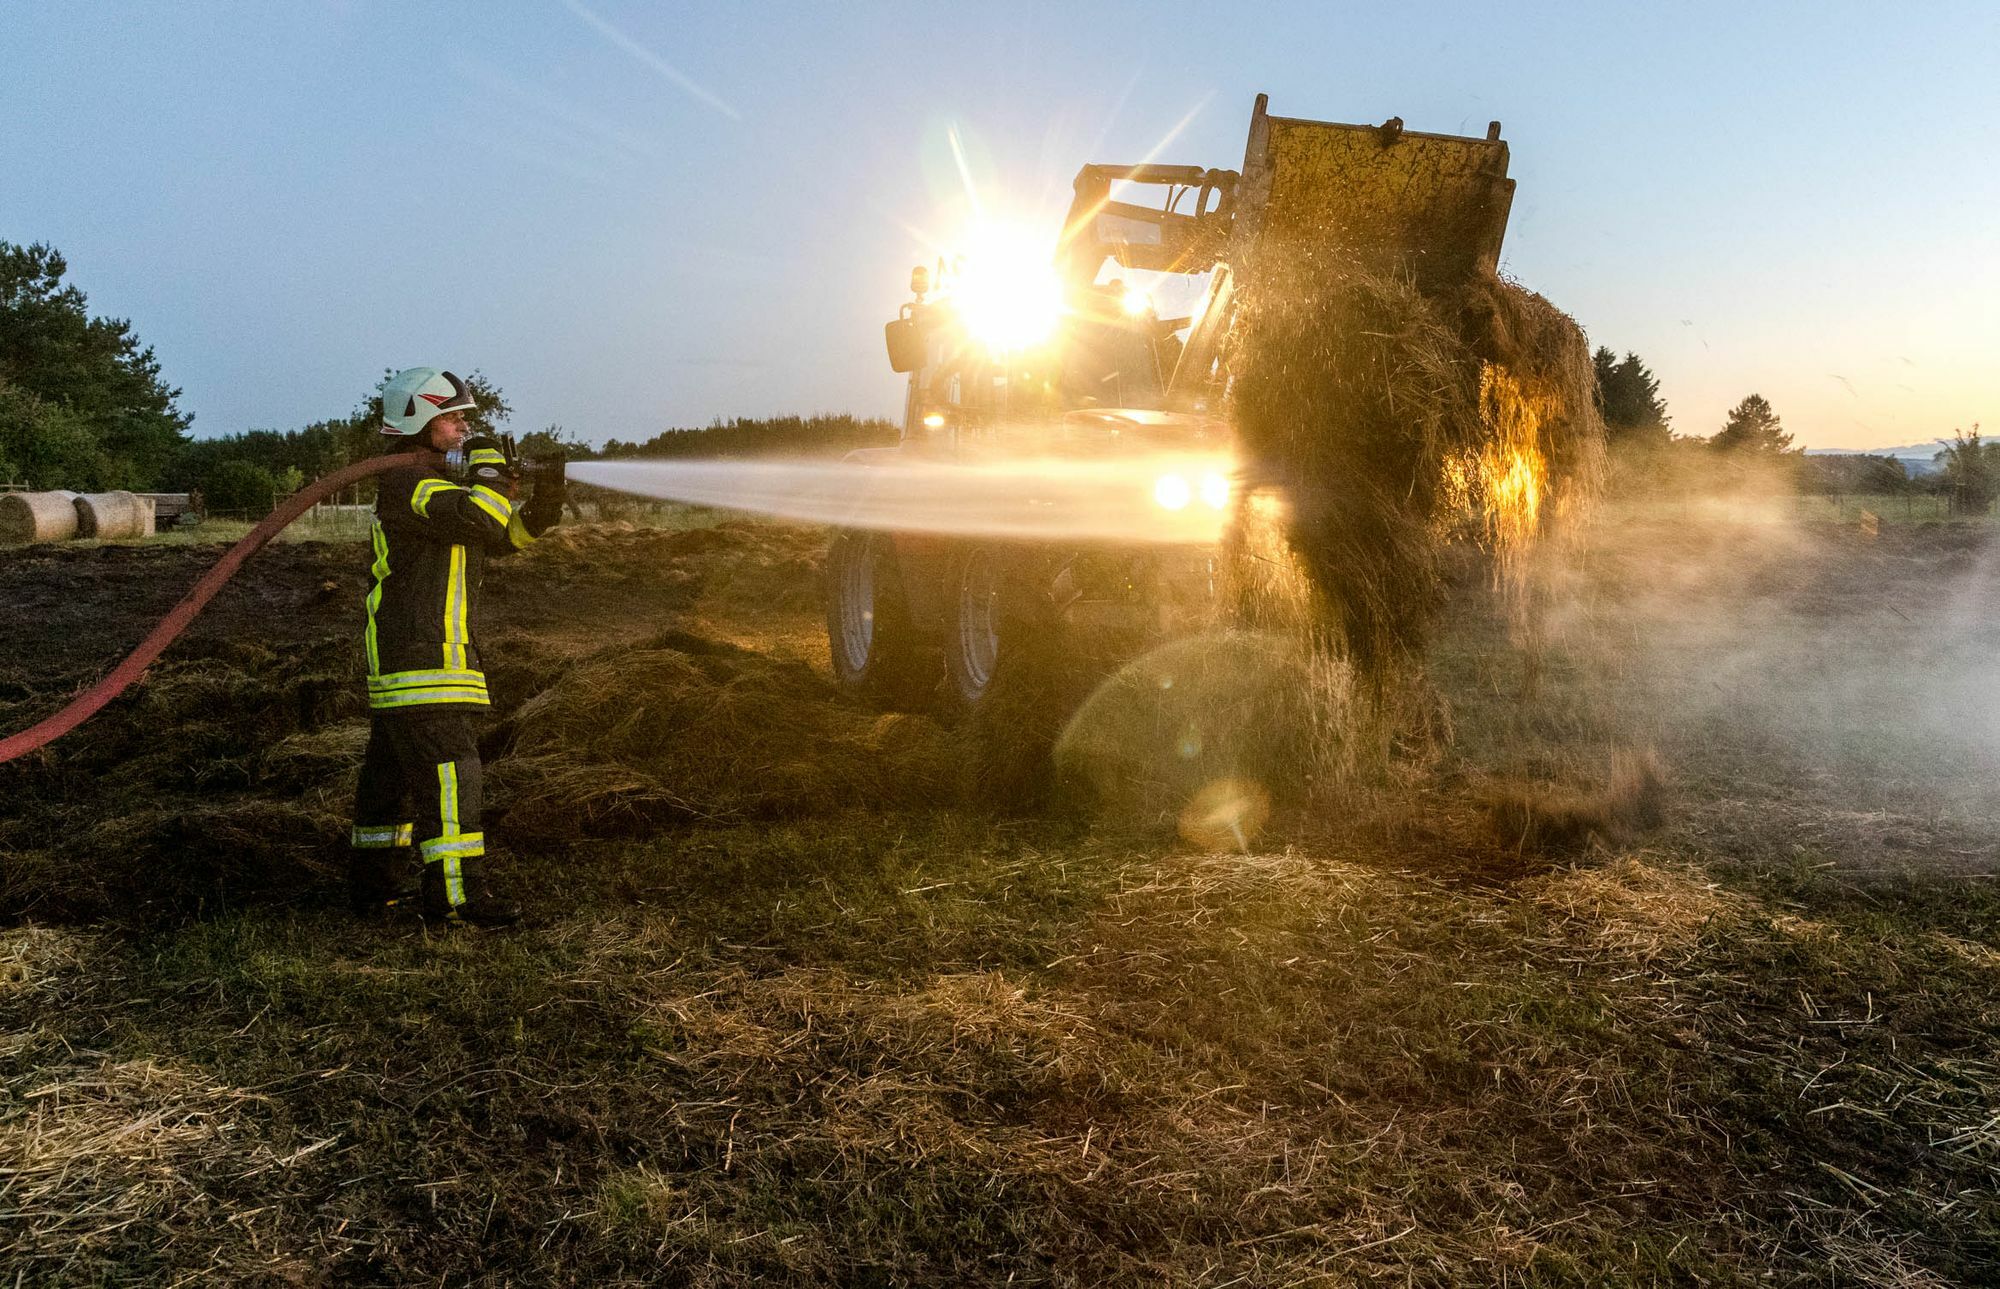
[569,454,1236,544]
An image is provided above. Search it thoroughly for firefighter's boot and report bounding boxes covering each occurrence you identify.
[421,856,521,928]
[347,846,414,917]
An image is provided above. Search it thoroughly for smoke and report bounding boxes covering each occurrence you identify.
[1509,454,2000,851]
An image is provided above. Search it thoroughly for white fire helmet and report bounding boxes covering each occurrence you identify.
[379,367,477,437]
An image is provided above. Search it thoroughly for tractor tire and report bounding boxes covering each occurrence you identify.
[826,529,936,709]
[954,548,1099,813]
[944,546,1007,710]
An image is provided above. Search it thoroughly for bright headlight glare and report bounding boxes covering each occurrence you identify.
[1199,472,1230,509]
[1120,286,1153,317]
[952,224,1064,353]
[1153,473,1192,510]
[921,412,947,429]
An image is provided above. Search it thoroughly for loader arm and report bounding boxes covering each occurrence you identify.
[1058,164,1239,285]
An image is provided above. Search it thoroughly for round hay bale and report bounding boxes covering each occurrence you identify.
[0,491,81,544]
[73,491,154,540]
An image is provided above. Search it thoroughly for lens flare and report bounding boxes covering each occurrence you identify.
[1154,473,1192,510]
[952,222,1065,353]
[1120,286,1154,316]
[1199,472,1230,509]
[1177,777,1273,852]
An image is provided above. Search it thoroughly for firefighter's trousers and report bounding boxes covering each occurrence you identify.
[350,708,486,900]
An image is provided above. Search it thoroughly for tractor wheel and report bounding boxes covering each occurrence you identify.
[826,530,935,709]
[945,546,1009,710]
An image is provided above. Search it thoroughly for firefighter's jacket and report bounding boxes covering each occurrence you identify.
[364,448,536,712]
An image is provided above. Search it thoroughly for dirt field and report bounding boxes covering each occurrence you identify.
[0,513,1995,1285]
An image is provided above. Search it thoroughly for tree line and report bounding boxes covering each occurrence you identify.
[1592,342,2000,506]
[0,242,894,515]
[0,239,1982,516]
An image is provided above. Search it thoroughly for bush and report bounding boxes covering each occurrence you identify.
[0,382,111,489]
[203,458,278,516]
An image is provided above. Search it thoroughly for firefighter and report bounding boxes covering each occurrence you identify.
[347,367,566,925]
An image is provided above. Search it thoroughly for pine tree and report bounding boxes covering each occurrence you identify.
[1711,394,1792,453]
[1590,346,1671,447]
[0,241,191,487]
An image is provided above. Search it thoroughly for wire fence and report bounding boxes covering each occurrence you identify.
[1791,493,1964,524]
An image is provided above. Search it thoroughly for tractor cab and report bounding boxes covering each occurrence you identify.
[881,161,1242,456]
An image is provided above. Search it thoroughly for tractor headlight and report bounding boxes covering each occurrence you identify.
[950,224,1065,354]
[1152,467,1230,517]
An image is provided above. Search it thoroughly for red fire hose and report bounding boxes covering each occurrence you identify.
[0,452,441,765]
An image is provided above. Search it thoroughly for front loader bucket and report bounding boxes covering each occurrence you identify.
[1167,96,1517,408]
[1231,94,1515,291]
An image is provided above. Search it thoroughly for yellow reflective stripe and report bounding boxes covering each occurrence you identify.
[427,765,475,905]
[438,762,460,838]
[421,833,485,861]
[369,686,489,707]
[441,544,468,670]
[507,512,537,550]
[365,522,390,675]
[351,825,402,847]
[368,687,490,709]
[371,688,488,704]
[411,478,456,518]
[396,822,414,846]
[368,668,487,692]
[467,447,507,465]
[468,485,512,525]
[453,545,468,651]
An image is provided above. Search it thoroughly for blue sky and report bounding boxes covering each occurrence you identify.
[4,1,1995,450]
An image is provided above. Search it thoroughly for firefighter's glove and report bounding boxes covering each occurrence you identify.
[522,461,567,537]
[463,436,520,498]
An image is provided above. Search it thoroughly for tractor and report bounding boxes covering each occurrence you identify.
[826,93,1516,712]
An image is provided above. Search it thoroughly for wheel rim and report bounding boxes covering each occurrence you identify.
[955,551,1000,696]
[836,539,876,676]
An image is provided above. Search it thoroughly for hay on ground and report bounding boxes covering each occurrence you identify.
[1525,856,1734,961]
[493,631,962,839]
[1054,631,1316,835]
[0,1052,298,1278]
[1482,749,1667,856]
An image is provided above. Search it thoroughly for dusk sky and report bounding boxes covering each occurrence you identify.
[5,1,1995,451]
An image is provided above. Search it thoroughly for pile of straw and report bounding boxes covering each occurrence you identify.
[1229,259,1482,675]
[493,631,962,839]
[1224,241,1607,769]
